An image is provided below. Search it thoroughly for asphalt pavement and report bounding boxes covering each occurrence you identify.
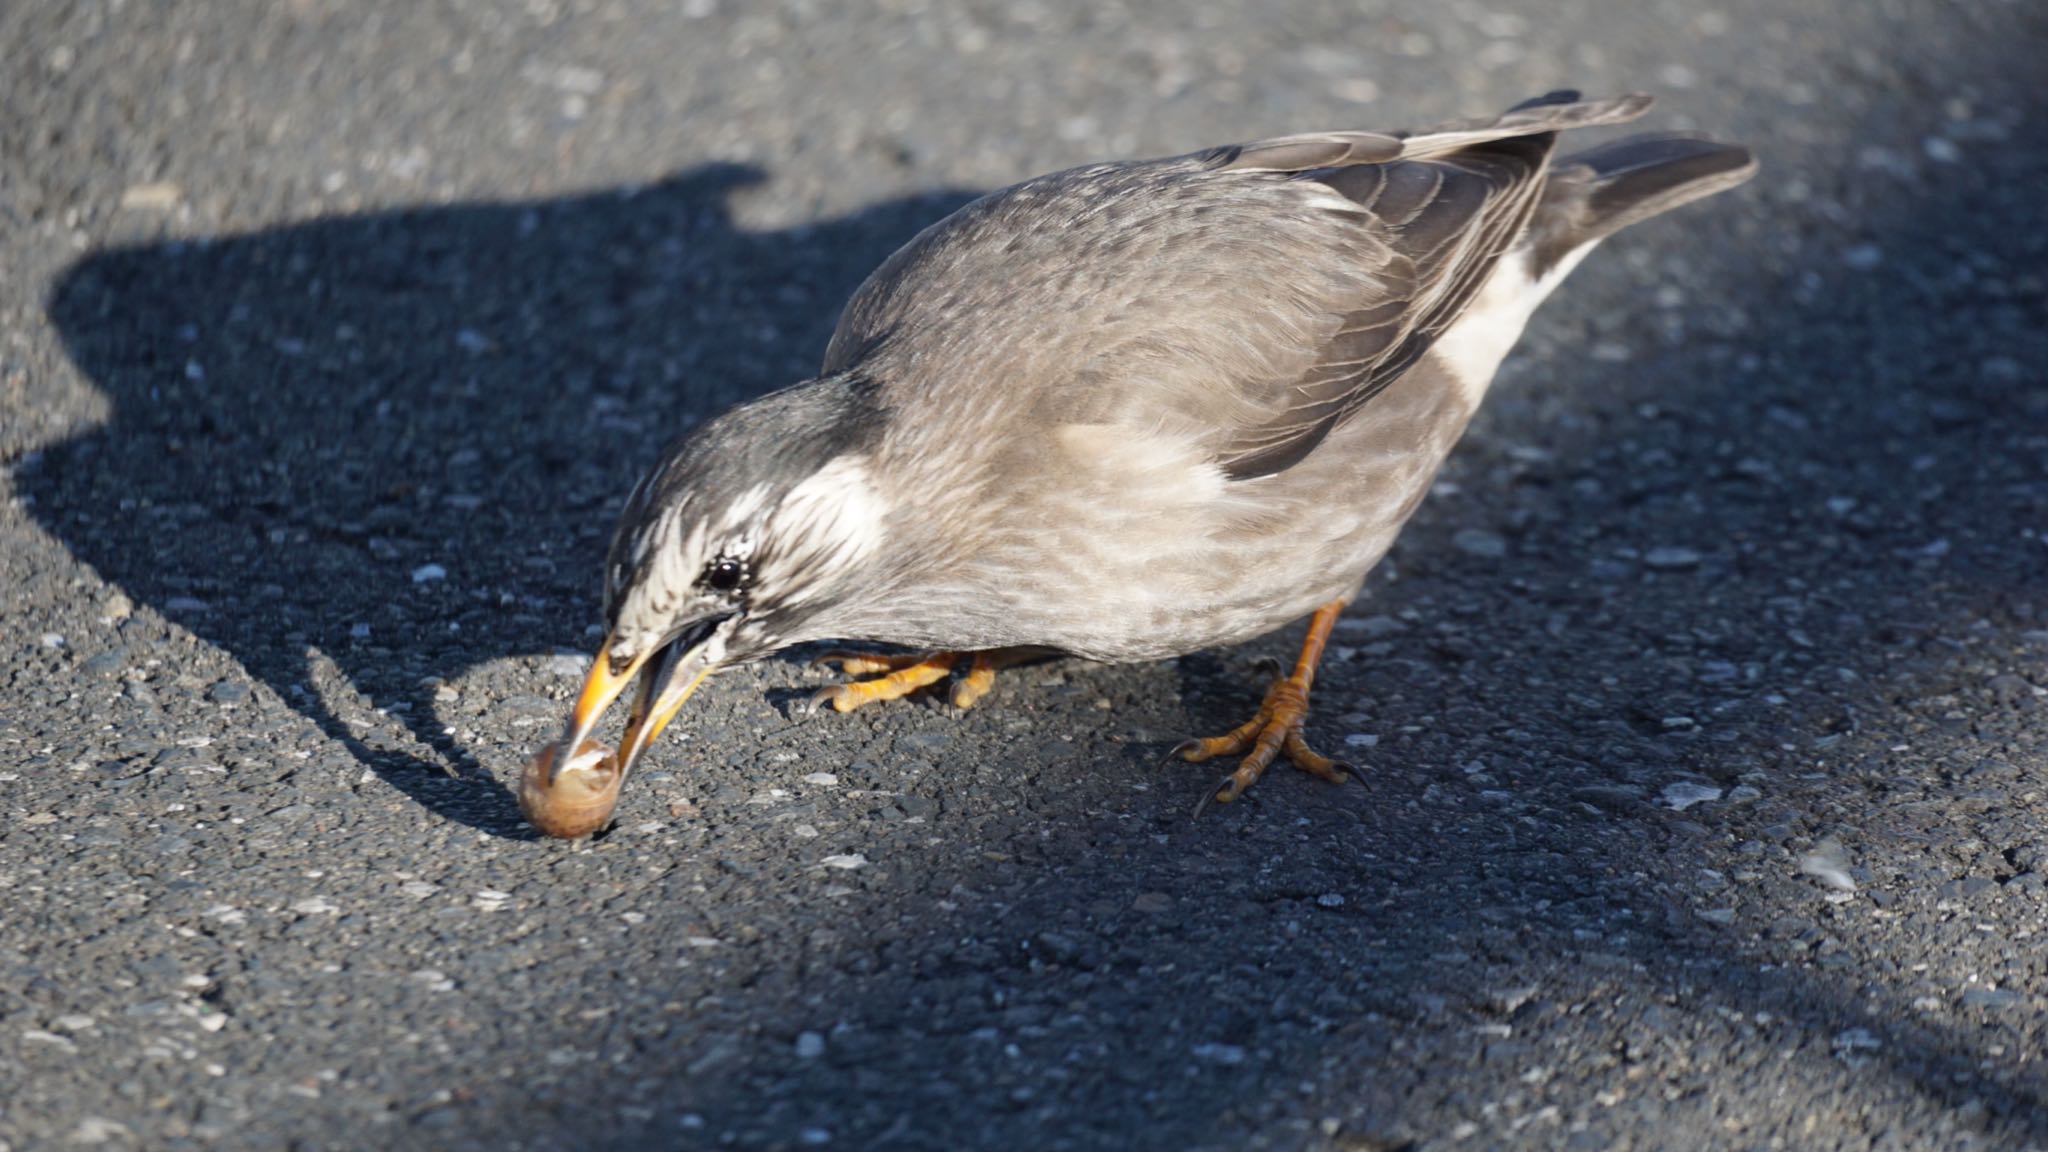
[4,1,2048,1149]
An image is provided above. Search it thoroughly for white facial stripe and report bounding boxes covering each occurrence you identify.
[723,483,772,528]
[768,453,886,598]
[609,455,887,652]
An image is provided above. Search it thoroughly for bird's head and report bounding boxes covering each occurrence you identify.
[549,378,890,792]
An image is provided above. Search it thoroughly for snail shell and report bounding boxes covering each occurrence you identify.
[518,739,621,839]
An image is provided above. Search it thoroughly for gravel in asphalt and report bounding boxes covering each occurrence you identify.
[3,1,2047,1149]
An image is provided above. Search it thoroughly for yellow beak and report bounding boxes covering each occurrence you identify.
[615,666,714,776]
[557,628,721,785]
[554,646,649,780]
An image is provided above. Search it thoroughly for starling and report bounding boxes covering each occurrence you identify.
[521,90,1755,836]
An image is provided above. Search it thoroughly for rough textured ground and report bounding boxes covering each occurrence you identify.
[4,1,2047,1149]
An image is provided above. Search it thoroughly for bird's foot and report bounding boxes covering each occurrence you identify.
[809,648,1033,712]
[1174,673,1354,814]
[809,650,960,712]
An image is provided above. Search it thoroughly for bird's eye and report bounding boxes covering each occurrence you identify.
[704,556,745,593]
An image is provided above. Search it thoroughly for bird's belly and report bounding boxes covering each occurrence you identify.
[893,361,1479,662]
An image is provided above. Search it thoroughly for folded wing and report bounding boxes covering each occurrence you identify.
[824,92,1657,481]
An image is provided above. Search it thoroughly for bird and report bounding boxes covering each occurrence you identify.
[520,90,1756,838]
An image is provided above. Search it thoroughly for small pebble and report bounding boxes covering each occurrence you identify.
[1452,528,1507,559]
[795,1031,826,1059]
[1922,136,1961,163]
[1988,674,2031,707]
[411,564,448,584]
[1191,1042,1247,1065]
[1660,782,1722,811]
[1643,547,1702,571]
[1492,986,1538,1015]
[1961,987,2019,1010]
[1842,244,1884,271]
[70,1119,131,1145]
[119,182,181,211]
[1334,615,1404,638]
[819,854,867,870]
[1799,838,1858,891]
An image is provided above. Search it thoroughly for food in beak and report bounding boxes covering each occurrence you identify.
[518,738,621,839]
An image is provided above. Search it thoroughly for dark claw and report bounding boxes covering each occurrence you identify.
[800,687,841,716]
[1190,774,1236,820]
[1332,759,1359,781]
[1250,655,1283,680]
[1163,738,1202,766]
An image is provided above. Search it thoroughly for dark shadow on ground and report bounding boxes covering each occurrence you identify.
[37,165,976,836]
[33,15,2048,1145]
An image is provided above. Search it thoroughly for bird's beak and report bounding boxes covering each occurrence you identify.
[614,640,714,781]
[555,616,727,785]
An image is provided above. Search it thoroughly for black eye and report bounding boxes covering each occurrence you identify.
[704,556,745,593]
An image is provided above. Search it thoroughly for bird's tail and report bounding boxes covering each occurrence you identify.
[1525,133,1758,279]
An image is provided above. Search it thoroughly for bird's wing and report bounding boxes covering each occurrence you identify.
[823,92,1652,480]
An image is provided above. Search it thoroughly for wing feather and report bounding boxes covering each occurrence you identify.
[820,94,1657,483]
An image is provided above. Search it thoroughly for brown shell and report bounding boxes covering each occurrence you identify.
[518,739,622,839]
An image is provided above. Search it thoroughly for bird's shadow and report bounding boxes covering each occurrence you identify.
[33,164,978,836]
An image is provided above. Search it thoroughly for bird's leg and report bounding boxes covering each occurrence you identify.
[810,647,1039,713]
[947,648,1037,709]
[812,649,937,677]
[1176,601,1354,810]
[809,651,960,712]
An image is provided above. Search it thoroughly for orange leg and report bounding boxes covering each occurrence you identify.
[1176,601,1355,813]
[810,648,1040,713]
[812,649,936,677]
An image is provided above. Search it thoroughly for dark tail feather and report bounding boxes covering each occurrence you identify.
[1506,88,1582,114]
[1527,134,1757,276]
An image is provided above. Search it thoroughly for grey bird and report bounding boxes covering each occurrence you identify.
[520,90,1756,838]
